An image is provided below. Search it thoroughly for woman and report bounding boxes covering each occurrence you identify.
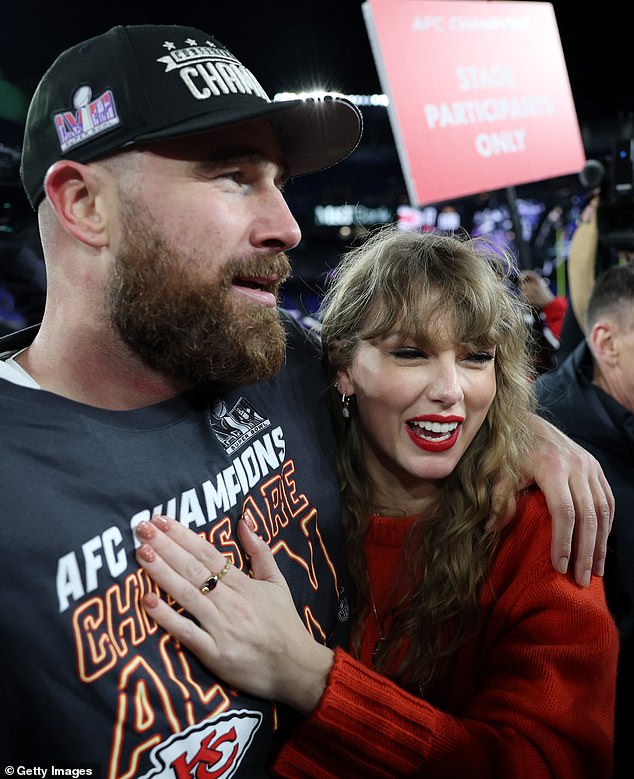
[135,227,618,777]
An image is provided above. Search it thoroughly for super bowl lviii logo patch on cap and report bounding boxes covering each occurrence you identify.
[54,86,121,153]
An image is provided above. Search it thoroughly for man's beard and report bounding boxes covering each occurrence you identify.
[107,199,291,394]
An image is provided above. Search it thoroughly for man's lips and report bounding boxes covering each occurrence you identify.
[232,273,285,307]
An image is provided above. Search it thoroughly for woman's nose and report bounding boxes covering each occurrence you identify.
[427,362,464,406]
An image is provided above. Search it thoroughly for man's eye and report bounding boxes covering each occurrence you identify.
[219,170,243,182]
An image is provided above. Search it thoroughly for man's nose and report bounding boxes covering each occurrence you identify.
[250,187,302,252]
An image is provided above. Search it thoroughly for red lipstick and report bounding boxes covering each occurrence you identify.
[406,415,463,452]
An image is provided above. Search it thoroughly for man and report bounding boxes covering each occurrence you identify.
[0,22,613,777]
[520,269,568,342]
[0,23,362,776]
[0,142,46,333]
[537,262,634,779]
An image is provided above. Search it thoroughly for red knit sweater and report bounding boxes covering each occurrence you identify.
[272,489,618,778]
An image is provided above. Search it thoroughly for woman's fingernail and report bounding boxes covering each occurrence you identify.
[138,544,156,563]
[151,515,170,531]
[136,521,154,540]
[143,592,159,608]
[241,512,257,532]
[558,556,569,574]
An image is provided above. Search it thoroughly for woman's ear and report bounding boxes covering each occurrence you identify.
[43,159,109,248]
[329,339,355,397]
[335,367,355,397]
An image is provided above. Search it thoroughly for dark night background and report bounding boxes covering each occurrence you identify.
[1,1,632,320]
[1,2,630,139]
[0,0,634,126]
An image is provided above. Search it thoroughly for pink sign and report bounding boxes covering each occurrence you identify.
[362,0,586,205]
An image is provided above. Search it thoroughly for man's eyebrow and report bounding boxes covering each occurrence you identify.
[202,148,290,180]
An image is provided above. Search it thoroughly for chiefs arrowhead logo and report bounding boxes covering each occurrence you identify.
[139,709,263,779]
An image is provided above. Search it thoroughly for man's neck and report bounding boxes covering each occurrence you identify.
[16,334,190,410]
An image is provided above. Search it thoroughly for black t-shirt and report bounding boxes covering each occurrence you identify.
[0,313,348,777]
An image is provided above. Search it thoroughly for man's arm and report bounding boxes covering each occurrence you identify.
[568,196,599,331]
[492,413,613,587]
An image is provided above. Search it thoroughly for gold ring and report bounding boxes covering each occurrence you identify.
[199,558,232,594]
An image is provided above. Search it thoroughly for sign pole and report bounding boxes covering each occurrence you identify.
[505,185,532,269]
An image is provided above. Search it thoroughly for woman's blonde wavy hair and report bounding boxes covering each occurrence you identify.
[318,225,536,697]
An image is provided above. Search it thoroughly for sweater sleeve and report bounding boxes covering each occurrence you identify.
[271,492,618,779]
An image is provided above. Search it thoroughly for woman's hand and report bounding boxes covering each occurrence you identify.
[135,515,334,714]
[491,414,614,587]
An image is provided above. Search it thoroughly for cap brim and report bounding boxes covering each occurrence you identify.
[134,96,363,177]
[266,97,363,176]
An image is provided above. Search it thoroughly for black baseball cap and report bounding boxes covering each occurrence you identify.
[20,24,363,208]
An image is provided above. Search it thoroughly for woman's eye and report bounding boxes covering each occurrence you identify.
[466,351,495,364]
[391,347,426,360]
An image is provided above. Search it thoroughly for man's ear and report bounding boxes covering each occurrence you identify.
[589,321,619,365]
[43,160,109,248]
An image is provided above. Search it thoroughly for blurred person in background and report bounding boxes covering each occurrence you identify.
[0,142,46,333]
[537,261,634,779]
[519,268,568,374]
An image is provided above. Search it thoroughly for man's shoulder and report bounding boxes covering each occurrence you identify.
[281,309,321,344]
[280,309,324,365]
[229,309,327,409]
[535,365,573,413]
[535,341,588,404]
